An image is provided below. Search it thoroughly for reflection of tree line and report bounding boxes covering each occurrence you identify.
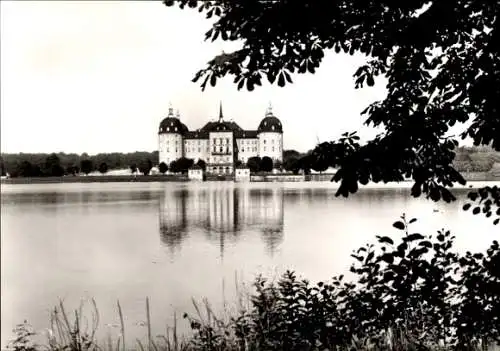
[1,191,160,207]
[158,187,285,255]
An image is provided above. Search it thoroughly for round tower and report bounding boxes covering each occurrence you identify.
[257,103,283,163]
[158,104,188,166]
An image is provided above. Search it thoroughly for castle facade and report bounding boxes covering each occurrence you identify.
[158,103,283,174]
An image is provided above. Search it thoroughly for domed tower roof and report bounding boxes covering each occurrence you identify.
[257,103,283,133]
[159,105,188,134]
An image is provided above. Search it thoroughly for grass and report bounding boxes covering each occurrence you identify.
[6,292,500,351]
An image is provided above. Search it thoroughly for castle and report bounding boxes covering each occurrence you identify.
[158,103,283,174]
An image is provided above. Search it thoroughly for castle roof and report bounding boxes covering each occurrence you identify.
[257,104,283,133]
[158,105,188,134]
[184,130,209,139]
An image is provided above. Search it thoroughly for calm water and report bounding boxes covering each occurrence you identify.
[1,181,498,346]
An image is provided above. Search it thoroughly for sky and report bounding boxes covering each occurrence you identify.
[2,1,390,155]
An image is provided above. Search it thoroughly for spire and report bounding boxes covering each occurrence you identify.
[218,101,224,122]
[266,101,273,116]
[168,102,174,117]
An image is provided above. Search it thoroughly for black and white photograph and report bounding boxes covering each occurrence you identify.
[1,1,499,350]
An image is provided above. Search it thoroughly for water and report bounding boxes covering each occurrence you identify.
[1,181,498,347]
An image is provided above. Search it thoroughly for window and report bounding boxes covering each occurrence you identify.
[175,127,177,131]
[272,147,275,152]
[167,148,169,152]
[264,147,267,151]
[242,148,244,152]
[198,148,201,152]
[175,148,178,152]
[167,127,170,132]
[272,139,274,144]
[226,138,229,144]
[264,140,267,144]
[219,146,223,153]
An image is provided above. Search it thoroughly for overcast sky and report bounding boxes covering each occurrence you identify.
[1,1,391,155]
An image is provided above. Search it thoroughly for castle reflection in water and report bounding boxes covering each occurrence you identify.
[158,186,284,256]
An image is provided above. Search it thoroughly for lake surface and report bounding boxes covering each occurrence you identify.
[1,181,498,347]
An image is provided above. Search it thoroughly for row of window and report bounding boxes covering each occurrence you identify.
[185,140,205,145]
[165,146,281,154]
[210,156,232,163]
[240,147,258,152]
[262,146,281,152]
[239,139,257,145]
[213,138,231,145]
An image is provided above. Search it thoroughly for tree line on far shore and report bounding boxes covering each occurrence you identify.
[1,145,499,178]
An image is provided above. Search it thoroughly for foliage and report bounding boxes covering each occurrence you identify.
[164,0,500,213]
[98,162,108,174]
[246,156,261,173]
[8,321,38,351]
[463,185,500,225]
[183,215,500,351]
[80,160,93,175]
[130,164,138,174]
[170,157,194,174]
[159,161,169,174]
[139,159,153,175]
[1,151,158,177]
[259,156,273,172]
[66,165,80,176]
[44,154,65,177]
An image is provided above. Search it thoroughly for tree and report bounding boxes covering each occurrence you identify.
[130,164,138,174]
[283,149,301,161]
[260,156,273,172]
[139,159,153,175]
[66,165,79,176]
[158,162,168,174]
[16,161,34,177]
[174,157,194,174]
[169,160,179,173]
[0,157,6,177]
[44,154,64,177]
[196,159,207,171]
[98,162,108,174]
[80,159,93,175]
[247,156,261,173]
[165,0,500,223]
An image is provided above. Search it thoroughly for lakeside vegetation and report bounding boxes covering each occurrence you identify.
[7,215,500,351]
[1,146,499,179]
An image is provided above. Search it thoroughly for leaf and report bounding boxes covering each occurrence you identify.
[420,241,432,248]
[277,73,286,87]
[380,253,394,264]
[392,221,405,230]
[472,207,481,215]
[463,203,471,211]
[405,233,425,242]
[366,75,374,87]
[409,218,417,224]
[378,236,394,245]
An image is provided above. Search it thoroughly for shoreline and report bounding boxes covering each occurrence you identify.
[1,172,499,186]
[1,171,499,185]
